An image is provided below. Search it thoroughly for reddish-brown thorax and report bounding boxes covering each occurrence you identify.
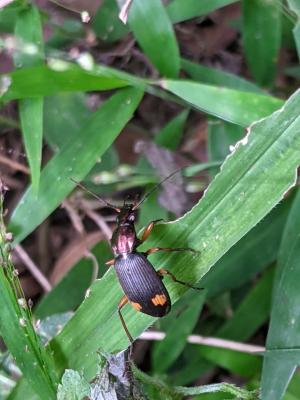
[111,205,138,257]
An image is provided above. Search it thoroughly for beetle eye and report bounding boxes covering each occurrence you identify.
[128,214,135,222]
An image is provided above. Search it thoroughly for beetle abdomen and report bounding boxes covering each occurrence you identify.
[115,253,171,317]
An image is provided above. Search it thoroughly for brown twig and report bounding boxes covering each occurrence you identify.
[0,155,30,174]
[84,208,112,240]
[14,245,52,293]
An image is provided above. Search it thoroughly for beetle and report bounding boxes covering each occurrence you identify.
[72,173,201,344]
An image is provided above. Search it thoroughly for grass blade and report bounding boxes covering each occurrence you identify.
[167,0,238,24]
[161,79,283,126]
[261,188,300,399]
[242,0,282,87]
[1,63,138,101]
[155,109,189,150]
[287,0,300,59]
[15,5,44,192]
[128,0,180,78]
[9,87,143,243]
[182,58,263,93]
[0,190,58,399]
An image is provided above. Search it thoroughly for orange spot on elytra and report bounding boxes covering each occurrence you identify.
[151,294,167,306]
[131,302,142,311]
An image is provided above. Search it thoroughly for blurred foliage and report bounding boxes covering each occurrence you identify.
[0,1,300,399]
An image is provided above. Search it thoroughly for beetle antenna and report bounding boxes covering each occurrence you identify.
[132,168,182,210]
[70,178,121,212]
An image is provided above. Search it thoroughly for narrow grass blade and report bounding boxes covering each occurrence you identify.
[182,58,262,93]
[0,193,58,399]
[261,188,300,399]
[287,0,300,59]
[9,88,143,243]
[167,0,238,24]
[128,0,180,78]
[155,110,189,150]
[1,63,139,101]
[242,0,282,87]
[15,5,44,192]
[202,197,291,298]
[161,79,283,126]
[48,89,300,381]
[92,0,128,43]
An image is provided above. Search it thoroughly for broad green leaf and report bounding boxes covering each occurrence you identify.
[9,88,143,243]
[0,63,137,101]
[161,79,283,126]
[261,188,300,400]
[203,197,290,298]
[128,0,180,78]
[287,0,300,59]
[242,0,282,87]
[15,5,44,192]
[57,370,90,400]
[92,0,128,42]
[0,205,58,400]
[167,0,238,24]
[47,89,300,382]
[182,59,262,93]
[155,110,189,150]
[152,290,205,373]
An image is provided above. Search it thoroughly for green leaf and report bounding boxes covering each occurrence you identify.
[287,0,300,59]
[43,93,90,151]
[57,370,90,400]
[128,0,180,78]
[195,271,273,379]
[155,110,189,150]
[202,197,290,298]
[152,290,205,373]
[182,58,262,93]
[92,0,129,42]
[261,188,300,400]
[218,268,274,341]
[47,89,300,382]
[161,79,283,126]
[242,0,282,87]
[9,87,143,243]
[1,63,136,101]
[167,0,238,24]
[15,5,44,192]
[0,201,58,400]
[0,3,20,33]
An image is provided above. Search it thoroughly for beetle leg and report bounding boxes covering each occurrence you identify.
[139,219,164,243]
[158,268,203,291]
[145,246,198,256]
[118,295,134,343]
[105,258,115,266]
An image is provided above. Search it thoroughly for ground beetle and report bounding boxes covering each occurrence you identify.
[73,172,201,344]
